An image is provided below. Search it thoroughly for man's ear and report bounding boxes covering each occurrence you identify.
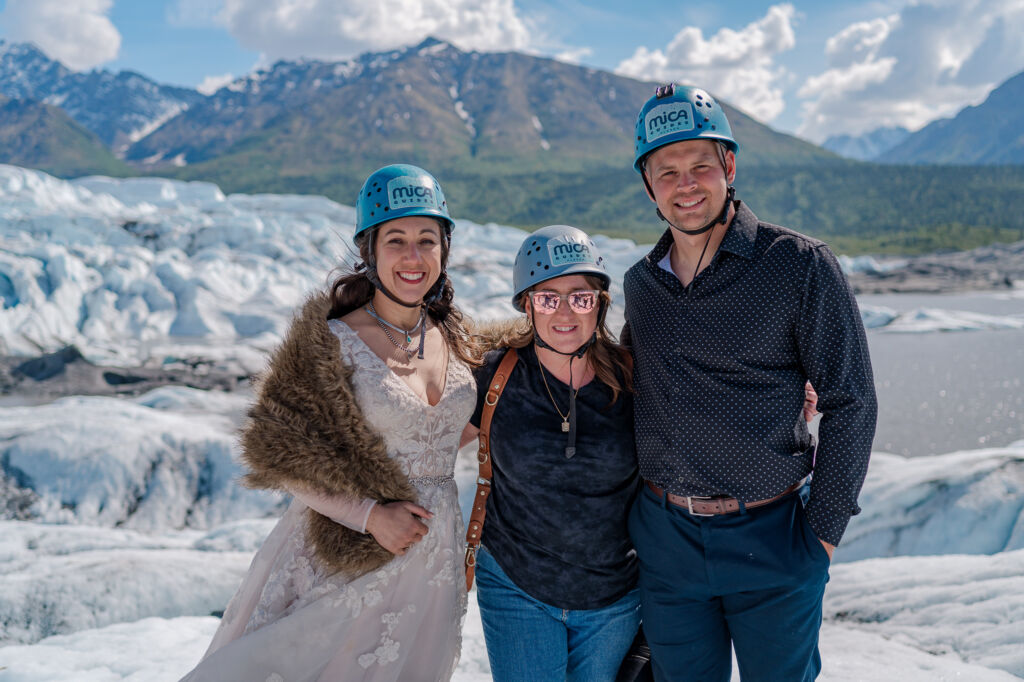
[724,151,737,184]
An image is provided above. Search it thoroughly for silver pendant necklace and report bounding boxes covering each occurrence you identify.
[367,301,426,358]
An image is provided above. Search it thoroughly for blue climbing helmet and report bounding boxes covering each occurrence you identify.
[633,83,738,173]
[512,225,610,312]
[354,164,454,244]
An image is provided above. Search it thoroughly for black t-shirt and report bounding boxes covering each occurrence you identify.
[470,344,638,610]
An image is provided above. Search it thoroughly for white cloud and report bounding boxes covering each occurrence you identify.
[614,4,798,123]
[797,0,1024,142]
[554,47,593,65]
[166,0,227,28]
[188,0,530,62]
[196,73,236,95]
[822,15,895,70]
[0,0,120,70]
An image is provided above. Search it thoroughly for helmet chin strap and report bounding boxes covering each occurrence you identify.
[358,229,452,309]
[533,328,596,359]
[357,231,450,360]
[655,186,736,236]
[529,299,605,359]
[360,263,424,308]
[530,301,607,459]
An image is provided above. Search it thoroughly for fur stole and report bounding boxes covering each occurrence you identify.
[471,318,527,355]
[240,291,416,579]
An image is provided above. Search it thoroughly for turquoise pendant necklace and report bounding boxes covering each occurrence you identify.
[366,301,423,343]
[366,301,428,359]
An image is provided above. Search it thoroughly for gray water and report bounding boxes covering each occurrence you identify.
[859,291,1024,457]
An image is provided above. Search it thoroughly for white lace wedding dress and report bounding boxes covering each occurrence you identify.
[182,320,475,682]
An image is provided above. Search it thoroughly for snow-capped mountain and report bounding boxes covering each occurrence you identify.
[124,37,832,170]
[0,40,205,153]
[124,36,649,167]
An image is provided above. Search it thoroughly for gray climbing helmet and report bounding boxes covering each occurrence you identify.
[512,225,610,312]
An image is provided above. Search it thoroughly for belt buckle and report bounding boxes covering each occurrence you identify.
[686,495,715,517]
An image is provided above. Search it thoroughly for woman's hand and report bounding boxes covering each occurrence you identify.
[803,382,818,422]
[365,501,433,555]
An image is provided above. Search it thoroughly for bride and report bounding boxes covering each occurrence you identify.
[181,164,479,681]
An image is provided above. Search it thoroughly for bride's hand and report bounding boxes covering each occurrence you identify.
[365,501,433,555]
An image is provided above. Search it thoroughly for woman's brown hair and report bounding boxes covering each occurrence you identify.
[484,275,632,404]
[326,221,481,368]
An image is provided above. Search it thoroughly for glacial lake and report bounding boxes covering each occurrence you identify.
[859,290,1024,457]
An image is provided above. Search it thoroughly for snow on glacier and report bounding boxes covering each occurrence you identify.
[0,519,275,646]
[5,164,1021,377]
[2,377,1023,676]
[2,570,1022,682]
[3,165,1024,680]
[840,447,1024,560]
[0,387,283,530]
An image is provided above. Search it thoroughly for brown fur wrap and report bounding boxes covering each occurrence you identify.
[471,318,527,354]
[240,291,416,579]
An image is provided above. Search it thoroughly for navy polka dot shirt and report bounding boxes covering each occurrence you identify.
[623,201,877,546]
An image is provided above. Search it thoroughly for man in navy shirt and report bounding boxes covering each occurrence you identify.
[623,84,877,681]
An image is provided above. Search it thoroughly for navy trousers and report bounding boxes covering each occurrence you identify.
[628,484,830,682]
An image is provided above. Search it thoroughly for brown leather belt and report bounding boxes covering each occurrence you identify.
[645,479,804,517]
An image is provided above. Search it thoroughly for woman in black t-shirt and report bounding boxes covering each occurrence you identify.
[456,225,818,682]
[459,225,641,682]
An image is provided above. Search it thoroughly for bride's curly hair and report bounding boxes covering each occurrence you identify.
[327,220,481,368]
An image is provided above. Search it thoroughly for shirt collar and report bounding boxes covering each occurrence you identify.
[644,200,759,268]
[718,201,758,260]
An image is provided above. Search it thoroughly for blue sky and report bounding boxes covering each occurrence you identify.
[0,0,1022,142]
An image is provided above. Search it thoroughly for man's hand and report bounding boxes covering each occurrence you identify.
[365,501,433,555]
[820,539,835,561]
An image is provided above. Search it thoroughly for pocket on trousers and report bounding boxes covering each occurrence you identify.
[797,504,831,566]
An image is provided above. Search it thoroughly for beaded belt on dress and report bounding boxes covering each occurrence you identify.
[408,474,455,486]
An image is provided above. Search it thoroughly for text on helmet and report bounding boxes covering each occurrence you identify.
[645,102,695,143]
[548,236,597,266]
[387,177,439,209]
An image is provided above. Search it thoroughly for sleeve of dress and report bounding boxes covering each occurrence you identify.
[287,483,377,534]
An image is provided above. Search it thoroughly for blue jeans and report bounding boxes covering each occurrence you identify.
[475,545,641,682]
[629,484,830,682]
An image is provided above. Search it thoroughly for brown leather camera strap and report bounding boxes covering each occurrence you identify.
[464,347,519,592]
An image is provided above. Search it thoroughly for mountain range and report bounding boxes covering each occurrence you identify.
[0,41,203,152]
[0,37,1022,252]
[823,71,1024,165]
[0,95,128,177]
[882,70,1024,164]
[823,126,910,162]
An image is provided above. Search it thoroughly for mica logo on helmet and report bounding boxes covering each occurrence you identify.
[645,102,695,142]
[547,236,596,266]
[387,177,438,209]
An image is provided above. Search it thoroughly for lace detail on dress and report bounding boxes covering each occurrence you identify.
[183,319,475,682]
[358,603,417,668]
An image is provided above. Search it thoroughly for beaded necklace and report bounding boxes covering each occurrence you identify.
[366,301,427,359]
